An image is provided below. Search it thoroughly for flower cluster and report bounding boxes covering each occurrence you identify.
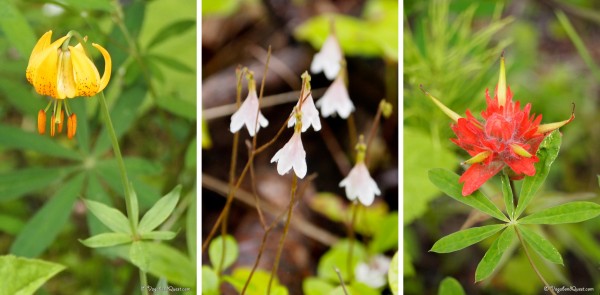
[424,55,573,196]
[26,30,111,139]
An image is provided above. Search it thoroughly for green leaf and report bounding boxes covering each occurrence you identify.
[85,174,114,235]
[133,242,195,289]
[10,175,84,257]
[138,185,181,233]
[224,267,288,295]
[518,202,600,224]
[186,187,197,261]
[155,277,169,295]
[140,231,178,241]
[147,19,196,49]
[0,255,65,295]
[369,212,398,253]
[475,226,516,282]
[438,277,466,295]
[149,54,195,74]
[83,199,131,234]
[403,128,456,224]
[501,173,515,220]
[514,130,561,218]
[0,214,24,235]
[0,125,82,160]
[156,94,197,120]
[517,226,563,265]
[0,78,40,116]
[201,118,212,149]
[59,0,113,12]
[0,166,75,202]
[430,224,506,253]
[348,282,379,295]
[317,239,367,282]
[303,277,335,295]
[80,232,132,248]
[0,1,36,57]
[202,266,219,295]
[185,138,197,169]
[208,235,239,271]
[389,251,399,295]
[129,241,150,272]
[428,168,509,222]
[69,98,91,155]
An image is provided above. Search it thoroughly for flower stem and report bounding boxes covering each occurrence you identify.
[98,92,146,294]
[515,226,557,295]
[267,174,298,294]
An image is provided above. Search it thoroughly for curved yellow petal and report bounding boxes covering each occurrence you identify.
[26,31,53,83]
[92,43,112,92]
[420,84,462,123]
[69,45,101,97]
[56,50,77,98]
[27,35,69,98]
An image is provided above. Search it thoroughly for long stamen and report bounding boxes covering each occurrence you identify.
[37,110,46,135]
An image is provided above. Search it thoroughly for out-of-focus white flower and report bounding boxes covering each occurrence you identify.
[354,255,391,288]
[340,162,380,206]
[271,117,307,178]
[316,75,355,119]
[230,81,268,136]
[310,34,343,80]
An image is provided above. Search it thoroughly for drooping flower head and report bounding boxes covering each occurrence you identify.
[423,54,574,196]
[271,109,307,179]
[310,23,342,80]
[340,136,381,206]
[316,70,355,119]
[288,72,321,132]
[26,30,111,139]
[230,71,269,136]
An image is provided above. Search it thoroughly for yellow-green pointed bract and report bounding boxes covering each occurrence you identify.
[419,85,462,123]
[497,54,507,107]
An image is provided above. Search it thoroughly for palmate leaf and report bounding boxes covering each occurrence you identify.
[518,202,600,224]
[80,232,132,248]
[475,225,516,282]
[514,130,561,218]
[517,225,563,265]
[140,231,178,241]
[500,173,515,220]
[0,166,77,202]
[430,224,506,253]
[0,0,36,57]
[0,125,81,160]
[428,168,509,222]
[147,19,196,49]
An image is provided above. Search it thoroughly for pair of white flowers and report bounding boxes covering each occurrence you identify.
[228,33,380,206]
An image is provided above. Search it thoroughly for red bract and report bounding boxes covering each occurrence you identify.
[451,86,545,196]
[423,55,574,196]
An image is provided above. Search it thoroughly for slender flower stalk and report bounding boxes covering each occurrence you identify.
[422,54,574,196]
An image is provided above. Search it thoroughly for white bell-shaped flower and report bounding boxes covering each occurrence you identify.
[271,112,307,178]
[339,162,381,206]
[316,74,355,119]
[354,255,391,288]
[288,93,321,132]
[230,81,268,136]
[310,34,342,80]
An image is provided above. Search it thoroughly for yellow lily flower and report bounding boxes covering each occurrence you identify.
[26,30,111,139]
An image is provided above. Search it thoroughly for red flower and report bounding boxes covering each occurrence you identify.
[423,55,574,196]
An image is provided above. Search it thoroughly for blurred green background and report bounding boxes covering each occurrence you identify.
[404,0,600,294]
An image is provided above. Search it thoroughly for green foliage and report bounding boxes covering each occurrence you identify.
[430,224,506,253]
[404,128,456,224]
[517,226,563,265]
[317,239,367,283]
[208,235,239,271]
[0,255,65,295]
[474,225,515,282]
[388,251,399,294]
[438,277,465,295]
[514,131,562,218]
[83,199,132,235]
[518,202,600,225]
[202,266,219,295]
[294,0,398,61]
[224,267,289,295]
[428,169,508,222]
[138,185,181,233]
